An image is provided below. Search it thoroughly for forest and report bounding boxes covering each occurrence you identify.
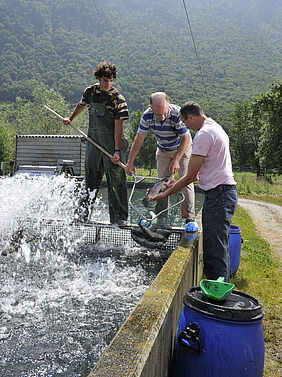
[0,0,281,173]
[1,0,281,122]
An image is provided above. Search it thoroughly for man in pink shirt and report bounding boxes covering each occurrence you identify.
[152,102,237,281]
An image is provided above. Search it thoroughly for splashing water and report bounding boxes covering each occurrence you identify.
[0,175,169,376]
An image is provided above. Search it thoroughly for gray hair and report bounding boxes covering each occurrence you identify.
[149,92,169,105]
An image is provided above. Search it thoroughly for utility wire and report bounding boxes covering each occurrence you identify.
[182,0,208,96]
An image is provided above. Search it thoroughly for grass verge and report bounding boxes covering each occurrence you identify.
[234,172,282,206]
[231,206,281,377]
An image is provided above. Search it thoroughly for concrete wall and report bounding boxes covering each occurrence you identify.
[88,213,203,377]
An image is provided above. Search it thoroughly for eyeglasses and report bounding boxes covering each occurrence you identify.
[155,112,168,118]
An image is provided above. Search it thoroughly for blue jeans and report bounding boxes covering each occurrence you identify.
[202,185,238,282]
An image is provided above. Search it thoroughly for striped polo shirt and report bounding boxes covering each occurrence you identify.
[138,104,190,151]
[79,84,129,121]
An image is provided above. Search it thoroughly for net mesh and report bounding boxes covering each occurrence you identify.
[128,177,185,229]
[36,220,183,251]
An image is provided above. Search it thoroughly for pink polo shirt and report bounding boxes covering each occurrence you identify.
[192,118,235,191]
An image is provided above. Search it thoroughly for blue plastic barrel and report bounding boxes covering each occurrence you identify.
[229,225,242,277]
[172,287,264,377]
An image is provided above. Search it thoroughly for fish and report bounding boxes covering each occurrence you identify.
[131,231,166,249]
[138,222,167,242]
[142,176,173,207]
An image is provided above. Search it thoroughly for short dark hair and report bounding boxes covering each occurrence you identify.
[94,60,117,79]
[180,101,203,120]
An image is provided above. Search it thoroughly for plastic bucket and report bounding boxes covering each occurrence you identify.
[229,225,242,277]
[172,287,264,377]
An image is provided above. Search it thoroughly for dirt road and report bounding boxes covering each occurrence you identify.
[238,198,282,264]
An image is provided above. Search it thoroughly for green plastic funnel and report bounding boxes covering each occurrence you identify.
[200,277,235,301]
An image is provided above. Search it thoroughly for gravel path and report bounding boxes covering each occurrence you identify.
[238,198,282,264]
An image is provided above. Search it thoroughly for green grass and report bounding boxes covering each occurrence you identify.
[234,172,282,206]
[231,206,281,377]
[127,168,186,181]
[126,167,158,181]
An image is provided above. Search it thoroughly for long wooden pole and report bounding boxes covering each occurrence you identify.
[43,105,126,170]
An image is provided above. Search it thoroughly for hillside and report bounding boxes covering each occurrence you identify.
[0,0,281,127]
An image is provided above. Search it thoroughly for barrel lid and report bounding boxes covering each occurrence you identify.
[183,287,264,322]
[185,222,198,232]
[230,224,240,233]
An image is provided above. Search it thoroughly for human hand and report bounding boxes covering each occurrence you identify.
[151,179,176,201]
[111,151,120,165]
[151,191,167,201]
[63,117,71,125]
[169,159,180,175]
[125,162,135,176]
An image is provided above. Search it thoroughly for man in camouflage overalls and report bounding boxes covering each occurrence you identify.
[63,61,129,225]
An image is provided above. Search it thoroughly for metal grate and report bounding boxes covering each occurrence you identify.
[33,220,184,251]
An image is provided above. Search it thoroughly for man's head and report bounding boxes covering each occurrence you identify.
[94,61,117,92]
[180,101,205,131]
[150,92,169,121]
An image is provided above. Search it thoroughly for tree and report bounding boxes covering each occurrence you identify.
[230,101,260,173]
[1,0,281,131]
[0,80,90,167]
[0,79,88,135]
[128,110,156,173]
[254,81,282,175]
[230,80,282,175]
[0,118,14,166]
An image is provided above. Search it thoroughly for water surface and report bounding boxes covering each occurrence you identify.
[0,175,184,376]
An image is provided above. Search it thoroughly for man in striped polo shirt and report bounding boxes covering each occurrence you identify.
[63,61,129,225]
[125,92,195,223]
